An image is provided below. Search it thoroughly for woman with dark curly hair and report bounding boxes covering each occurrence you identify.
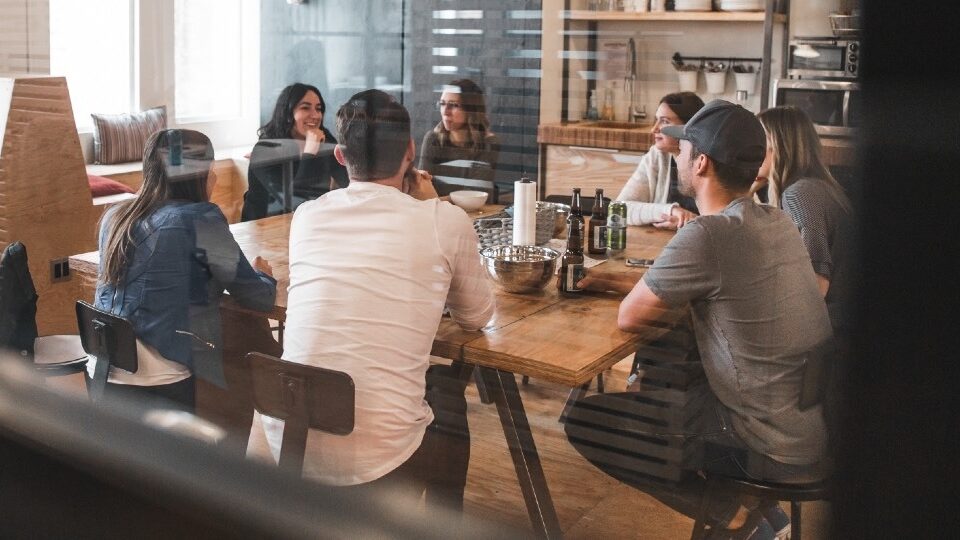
[418,79,500,197]
[241,83,349,221]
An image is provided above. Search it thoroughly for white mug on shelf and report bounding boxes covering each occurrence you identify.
[705,71,727,94]
[678,70,699,92]
[628,0,649,11]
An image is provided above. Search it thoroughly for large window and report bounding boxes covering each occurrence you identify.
[49,0,135,130]
[174,0,243,122]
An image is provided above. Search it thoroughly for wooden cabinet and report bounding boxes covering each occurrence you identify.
[543,144,644,199]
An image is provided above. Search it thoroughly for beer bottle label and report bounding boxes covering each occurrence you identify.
[565,263,585,291]
[593,225,607,249]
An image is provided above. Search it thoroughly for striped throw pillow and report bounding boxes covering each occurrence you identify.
[91,106,167,165]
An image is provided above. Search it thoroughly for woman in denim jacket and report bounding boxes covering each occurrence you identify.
[91,129,277,412]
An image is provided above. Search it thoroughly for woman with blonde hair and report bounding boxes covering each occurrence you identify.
[757,105,855,332]
[419,79,500,197]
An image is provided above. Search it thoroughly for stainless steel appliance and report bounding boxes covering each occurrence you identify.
[787,37,860,80]
[773,79,861,137]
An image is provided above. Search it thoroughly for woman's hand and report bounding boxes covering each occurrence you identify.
[749,176,769,199]
[303,127,326,156]
[402,167,439,200]
[653,206,698,230]
[253,256,273,277]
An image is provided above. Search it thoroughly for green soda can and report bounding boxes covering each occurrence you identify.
[606,200,627,255]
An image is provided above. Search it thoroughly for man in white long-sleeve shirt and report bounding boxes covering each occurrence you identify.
[257,89,494,511]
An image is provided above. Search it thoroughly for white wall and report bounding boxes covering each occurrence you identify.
[0,0,49,75]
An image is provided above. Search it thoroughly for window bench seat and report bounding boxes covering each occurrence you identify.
[85,146,252,223]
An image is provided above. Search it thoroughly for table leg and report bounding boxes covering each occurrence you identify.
[559,382,589,424]
[473,366,493,404]
[478,366,562,539]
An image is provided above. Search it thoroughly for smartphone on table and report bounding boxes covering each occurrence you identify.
[625,258,655,268]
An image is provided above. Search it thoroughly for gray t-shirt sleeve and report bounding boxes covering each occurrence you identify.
[782,183,833,279]
[642,221,721,306]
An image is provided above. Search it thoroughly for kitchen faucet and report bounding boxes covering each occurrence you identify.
[625,38,646,122]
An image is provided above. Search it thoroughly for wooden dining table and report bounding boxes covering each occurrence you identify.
[70,204,680,539]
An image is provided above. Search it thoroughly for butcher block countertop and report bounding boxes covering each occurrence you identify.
[538,121,859,167]
[538,121,654,153]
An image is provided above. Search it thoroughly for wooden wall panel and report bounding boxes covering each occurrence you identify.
[543,144,643,199]
[0,76,97,335]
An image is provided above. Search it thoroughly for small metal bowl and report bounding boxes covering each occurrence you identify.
[538,201,570,239]
[479,245,560,294]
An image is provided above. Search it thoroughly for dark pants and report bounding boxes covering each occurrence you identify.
[650,394,828,527]
[342,363,471,514]
[86,373,196,414]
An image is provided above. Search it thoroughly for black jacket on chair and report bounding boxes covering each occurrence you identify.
[0,241,39,359]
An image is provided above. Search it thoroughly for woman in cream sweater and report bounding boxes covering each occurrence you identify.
[616,92,704,228]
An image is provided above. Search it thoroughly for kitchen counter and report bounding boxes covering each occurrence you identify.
[538,121,859,168]
[538,121,654,153]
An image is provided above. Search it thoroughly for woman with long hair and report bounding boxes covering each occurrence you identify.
[757,105,855,331]
[94,129,277,412]
[616,91,705,229]
[241,82,349,221]
[418,79,500,197]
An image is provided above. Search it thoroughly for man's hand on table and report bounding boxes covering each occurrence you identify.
[402,167,439,200]
[556,269,638,295]
[254,256,274,277]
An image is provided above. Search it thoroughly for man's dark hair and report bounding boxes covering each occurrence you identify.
[690,145,757,192]
[335,90,411,181]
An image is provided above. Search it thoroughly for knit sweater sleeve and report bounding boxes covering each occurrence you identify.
[616,147,677,225]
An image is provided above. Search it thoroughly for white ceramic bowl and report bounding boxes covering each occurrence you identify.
[449,190,488,212]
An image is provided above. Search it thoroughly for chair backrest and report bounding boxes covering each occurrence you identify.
[0,242,39,358]
[75,301,138,374]
[799,337,836,411]
[246,352,355,473]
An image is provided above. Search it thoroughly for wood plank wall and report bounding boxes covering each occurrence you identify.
[0,76,97,335]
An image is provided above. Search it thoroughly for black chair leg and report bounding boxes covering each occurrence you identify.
[690,481,714,540]
[791,500,802,540]
[596,372,604,393]
[521,375,529,385]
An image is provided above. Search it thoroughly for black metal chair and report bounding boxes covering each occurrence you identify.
[0,241,87,378]
[689,338,836,540]
[75,300,139,401]
[246,352,355,473]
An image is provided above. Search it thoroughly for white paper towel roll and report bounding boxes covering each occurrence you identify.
[512,178,537,246]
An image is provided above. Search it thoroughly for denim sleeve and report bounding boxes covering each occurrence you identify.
[195,206,277,312]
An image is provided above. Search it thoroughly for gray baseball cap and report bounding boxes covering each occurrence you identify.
[660,99,766,171]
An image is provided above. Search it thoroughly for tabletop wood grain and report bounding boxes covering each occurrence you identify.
[70,202,681,387]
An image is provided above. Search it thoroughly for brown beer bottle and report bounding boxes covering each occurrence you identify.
[560,188,585,296]
[588,188,607,255]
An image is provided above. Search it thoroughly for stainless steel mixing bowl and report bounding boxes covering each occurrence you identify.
[479,245,560,293]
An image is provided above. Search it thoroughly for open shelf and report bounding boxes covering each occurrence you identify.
[564,10,786,23]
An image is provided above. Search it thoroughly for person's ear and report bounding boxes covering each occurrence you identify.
[695,153,710,176]
[405,138,415,164]
[334,144,347,166]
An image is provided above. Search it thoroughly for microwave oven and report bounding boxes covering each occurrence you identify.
[773,79,861,137]
[788,37,860,80]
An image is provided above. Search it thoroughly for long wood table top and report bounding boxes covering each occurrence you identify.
[70,203,680,387]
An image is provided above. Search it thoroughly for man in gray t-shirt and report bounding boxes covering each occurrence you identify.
[580,100,832,537]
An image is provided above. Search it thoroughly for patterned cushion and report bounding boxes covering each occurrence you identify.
[90,106,167,165]
[87,174,135,197]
